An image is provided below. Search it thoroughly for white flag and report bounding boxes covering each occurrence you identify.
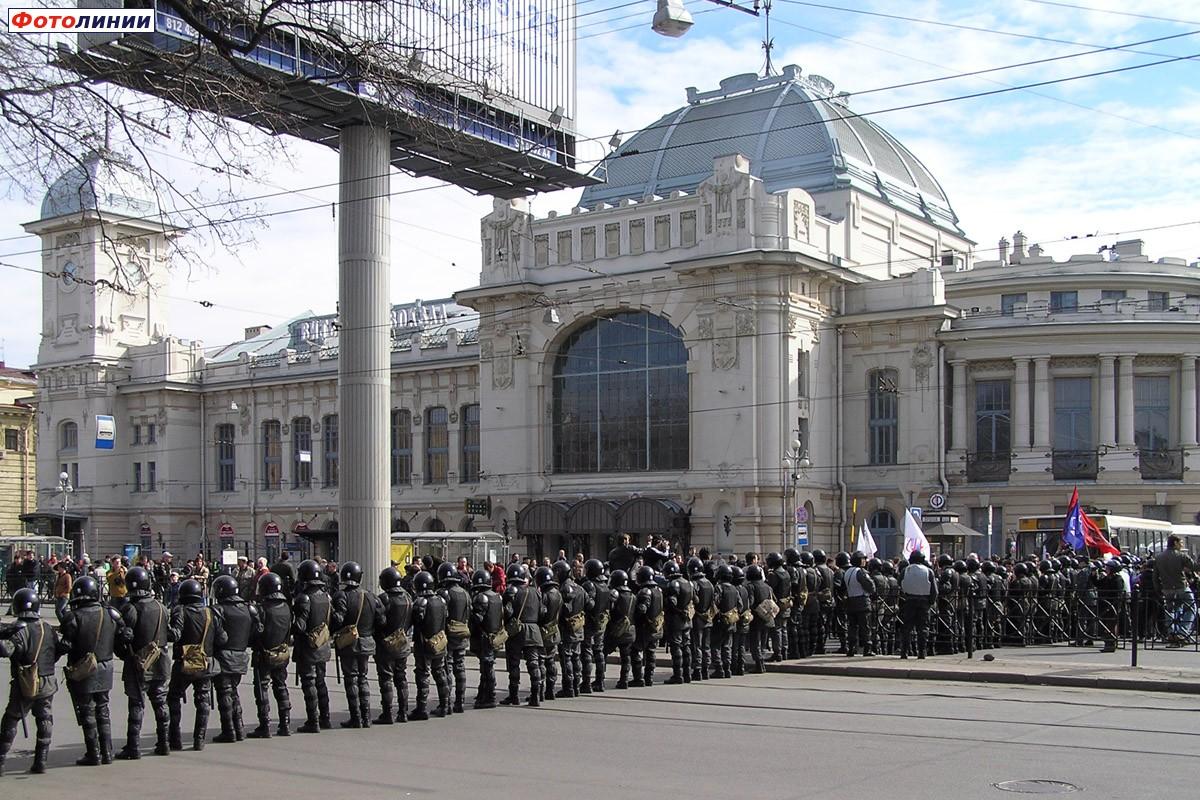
[858,520,878,559]
[902,507,931,561]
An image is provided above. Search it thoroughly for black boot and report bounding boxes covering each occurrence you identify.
[233,701,246,741]
[409,703,429,721]
[30,740,49,774]
[76,723,101,767]
[276,710,291,737]
[247,710,272,739]
[97,712,113,765]
[373,710,394,725]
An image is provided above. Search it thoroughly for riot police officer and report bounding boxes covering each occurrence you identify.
[765,553,792,662]
[843,552,876,657]
[556,560,586,698]
[711,564,740,679]
[211,574,255,743]
[435,562,471,714]
[534,565,563,701]
[935,554,960,654]
[373,567,412,724]
[61,575,124,764]
[745,564,774,673]
[688,557,715,681]
[731,565,751,674]
[292,559,333,733]
[167,578,225,752]
[606,569,636,689]
[783,549,805,659]
[898,551,936,659]
[116,566,171,759]
[662,560,694,684]
[580,559,610,693]
[332,561,380,727]
[468,568,503,709]
[0,588,60,775]
[411,571,450,719]
[798,552,822,658]
[812,550,835,654]
[631,565,664,687]
[247,571,293,738]
[502,563,543,706]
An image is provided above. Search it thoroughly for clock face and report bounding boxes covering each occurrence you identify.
[60,261,78,288]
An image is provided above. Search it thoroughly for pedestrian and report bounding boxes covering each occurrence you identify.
[1154,535,1196,645]
[501,563,543,706]
[53,561,72,620]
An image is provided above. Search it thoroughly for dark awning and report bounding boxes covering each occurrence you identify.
[616,497,690,536]
[566,499,619,536]
[517,501,569,538]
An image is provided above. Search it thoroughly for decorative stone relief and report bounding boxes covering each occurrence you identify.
[449,410,458,424]
[480,198,531,284]
[712,324,737,371]
[969,359,1016,374]
[735,310,755,336]
[793,200,810,240]
[1050,356,1097,369]
[911,342,934,384]
[697,316,714,340]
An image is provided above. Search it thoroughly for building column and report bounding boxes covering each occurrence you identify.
[1098,354,1116,448]
[1012,357,1030,450]
[1033,356,1051,449]
[337,125,391,592]
[1117,354,1136,447]
[1182,355,1198,447]
[950,360,968,451]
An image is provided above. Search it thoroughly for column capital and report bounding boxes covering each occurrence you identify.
[1011,355,1032,364]
[1031,355,1051,363]
[1097,353,1119,362]
[1117,353,1137,361]
[1181,354,1198,364]
[948,358,969,367]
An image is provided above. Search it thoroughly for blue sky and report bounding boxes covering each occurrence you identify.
[0,0,1197,367]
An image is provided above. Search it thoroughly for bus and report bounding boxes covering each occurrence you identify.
[1015,514,1174,558]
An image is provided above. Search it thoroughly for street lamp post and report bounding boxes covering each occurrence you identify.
[781,440,810,553]
[57,470,75,554]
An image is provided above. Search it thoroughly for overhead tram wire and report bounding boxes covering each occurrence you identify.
[1016,0,1200,27]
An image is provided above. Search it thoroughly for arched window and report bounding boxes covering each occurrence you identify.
[868,369,899,465]
[425,517,446,532]
[261,420,282,490]
[552,311,688,473]
[215,424,236,492]
[292,416,312,489]
[869,509,898,559]
[59,420,78,451]
[322,414,339,487]
[460,404,480,483]
[391,409,412,485]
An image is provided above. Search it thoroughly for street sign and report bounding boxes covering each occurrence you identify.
[219,522,235,546]
[909,507,923,522]
[221,549,239,566]
[95,415,115,449]
[929,492,947,511]
[794,506,809,524]
[794,523,809,548]
[263,521,280,536]
[465,497,491,517]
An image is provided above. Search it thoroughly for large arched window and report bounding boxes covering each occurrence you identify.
[59,421,78,451]
[553,311,688,473]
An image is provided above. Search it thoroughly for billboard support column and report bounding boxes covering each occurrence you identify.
[338,125,391,593]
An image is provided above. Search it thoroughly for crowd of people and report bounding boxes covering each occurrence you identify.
[0,532,1195,777]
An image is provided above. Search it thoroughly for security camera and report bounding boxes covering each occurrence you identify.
[652,0,694,37]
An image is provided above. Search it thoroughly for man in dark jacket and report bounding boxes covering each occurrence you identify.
[606,570,636,689]
[688,557,715,681]
[410,571,450,719]
[555,560,586,698]
[374,567,412,724]
[0,588,61,775]
[765,552,792,662]
[468,568,504,709]
[167,578,226,751]
[292,560,333,734]
[332,562,381,728]
[211,574,256,743]
[271,552,298,597]
[248,572,293,738]
[607,534,643,574]
[60,575,124,765]
[501,563,543,706]
[116,566,172,759]
[580,559,610,693]
[843,551,877,657]
[662,561,694,684]
[534,566,563,701]
[436,562,472,714]
[631,565,664,687]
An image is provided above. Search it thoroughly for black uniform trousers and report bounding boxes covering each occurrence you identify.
[251,658,290,730]
[443,643,468,708]
[898,595,931,657]
[69,680,112,762]
[845,597,871,654]
[559,640,581,696]
[375,653,408,721]
[689,624,710,679]
[582,628,606,689]
[413,650,448,711]
[474,641,496,704]
[121,667,168,752]
[214,672,246,738]
[166,669,211,748]
[338,652,371,723]
[505,642,542,701]
[711,621,735,678]
[630,637,658,685]
[296,661,330,727]
[0,683,52,769]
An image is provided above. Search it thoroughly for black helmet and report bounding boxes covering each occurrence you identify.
[908,550,926,564]
[258,572,286,600]
[731,565,745,585]
[996,565,1009,579]
[715,563,733,583]
[1056,556,1074,571]
[553,560,573,583]
[584,558,605,581]
[436,562,459,586]
[472,569,492,590]
[298,559,322,585]
[126,566,153,598]
[11,587,40,620]
[799,551,815,566]
[703,560,717,581]
[686,557,705,578]
[379,567,402,592]
[765,552,783,569]
[634,565,655,586]
[834,551,851,569]
[609,569,628,589]
[662,560,680,578]
[867,558,883,574]
[212,574,240,601]
[966,557,981,573]
[812,549,827,565]
[849,551,866,567]
[70,575,100,605]
[784,548,801,565]
[413,571,435,594]
[745,564,764,582]
[953,560,967,574]
[880,560,895,576]
[1039,559,1054,573]
[937,554,953,569]
[534,565,556,588]
[1105,558,1122,572]
[980,561,996,575]
[506,563,529,585]
[340,561,364,587]
[1013,562,1029,577]
[179,579,205,604]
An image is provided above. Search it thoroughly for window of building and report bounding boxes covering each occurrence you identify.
[1142,504,1173,522]
[425,407,449,484]
[654,215,671,250]
[1053,377,1092,450]
[133,462,142,493]
[1049,291,1078,313]
[132,424,141,445]
[1148,290,1170,311]
[629,219,645,255]
[868,369,899,465]
[3,429,18,451]
[70,462,78,489]
[797,349,810,398]
[869,510,898,558]
[1134,375,1170,451]
[1101,290,1126,303]
[147,423,156,444]
[680,211,697,247]
[292,416,312,489]
[580,227,596,262]
[552,311,689,473]
[604,223,620,258]
[534,234,549,267]
[556,230,572,264]
[391,409,412,485]
[461,404,480,483]
[322,414,339,487]
[1000,293,1026,316]
[147,461,156,492]
[60,421,78,451]
[216,424,236,492]
[969,506,1004,549]
[974,380,1011,453]
[262,420,282,490]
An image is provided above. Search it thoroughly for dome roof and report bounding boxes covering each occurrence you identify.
[581,65,960,233]
[40,149,160,221]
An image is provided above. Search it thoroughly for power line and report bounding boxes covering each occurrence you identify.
[1016,0,1200,27]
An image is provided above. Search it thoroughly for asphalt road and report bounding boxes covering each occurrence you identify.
[1,659,1197,799]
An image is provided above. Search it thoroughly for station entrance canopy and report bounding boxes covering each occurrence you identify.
[63,0,594,198]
